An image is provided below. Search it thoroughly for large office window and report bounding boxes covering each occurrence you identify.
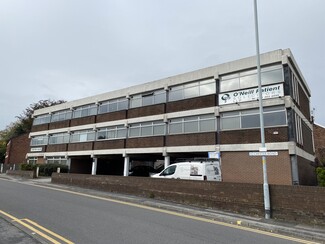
[129,121,165,137]
[169,79,216,102]
[130,90,166,108]
[99,98,128,114]
[97,125,127,140]
[49,132,70,144]
[292,72,300,105]
[221,106,287,130]
[27,157,38,165]
[295,113,303,145]
[169,114,216,134]
[72,104,97,119]
[220,65,283,92]
[33,114,51,125]
[31,135,48,146]
[70,130,95,142]
[47,156,67,165]
[51,110,72,122]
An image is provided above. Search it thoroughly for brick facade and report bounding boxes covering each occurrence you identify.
[46,144,68,152]
[128,104,165,118]
[297,156,317,185]
[221,151,292,185]
[68,142,93,151]
[126,137,165,148]
[165,132,216,146]
[70,115,96,127]
[94,140,125,150]
[49,120,70,130]
[5,133,30,165]
[166,94,216,113]
[220,127,288,144]
[96,111,127,123]
[52,173,325,226]
[313,124,325,164]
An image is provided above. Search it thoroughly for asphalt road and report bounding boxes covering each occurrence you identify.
[0,178,313,244]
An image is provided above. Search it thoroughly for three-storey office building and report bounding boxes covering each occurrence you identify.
[28,49,316,185]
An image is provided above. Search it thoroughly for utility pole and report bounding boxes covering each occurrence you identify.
[253,0,271,219]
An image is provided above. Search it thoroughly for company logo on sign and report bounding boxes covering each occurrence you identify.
[220,94,231,103]
[218,84,284,105]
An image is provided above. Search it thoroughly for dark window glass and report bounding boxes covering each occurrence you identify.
[161,165,176,176]
[242,114,260,128]
[264,111,286,126]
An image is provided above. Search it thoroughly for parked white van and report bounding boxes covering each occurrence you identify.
[151,159,221,181]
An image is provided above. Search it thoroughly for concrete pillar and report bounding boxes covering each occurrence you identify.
[290,155,299,185]
[66,158,71,172]
[36,167,39,178]
[123,156,130,176]
[164,155,170,169]
[91,157,98,175]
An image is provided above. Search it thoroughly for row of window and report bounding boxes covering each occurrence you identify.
[34,64,284,126]
[221,106,286,130]
[33,78,216,126]
[31,107,287,146]
[219,65,283,93]
[31,114,216,145]
[27,156,68,165]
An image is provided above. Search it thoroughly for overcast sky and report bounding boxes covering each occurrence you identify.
[0,0,324,130]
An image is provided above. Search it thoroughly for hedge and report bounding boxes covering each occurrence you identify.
[316,167,325,187]
[20,163,69,176]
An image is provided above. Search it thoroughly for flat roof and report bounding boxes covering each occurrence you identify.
[33,48,310,116]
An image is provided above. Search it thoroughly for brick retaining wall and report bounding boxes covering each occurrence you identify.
[52,173,325,225]
[7,170,35,178]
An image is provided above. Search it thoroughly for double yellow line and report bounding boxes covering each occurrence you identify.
[0,210,73,244]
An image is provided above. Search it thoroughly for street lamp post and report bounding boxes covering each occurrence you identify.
[253,0,271,219]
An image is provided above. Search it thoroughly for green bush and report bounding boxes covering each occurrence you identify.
[316,167,325,187]
[38,163,69,176]
[20,163,36,171]
[20,163,68,176]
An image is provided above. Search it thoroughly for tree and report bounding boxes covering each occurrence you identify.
[16,99,66,135]
[0,99,66,164]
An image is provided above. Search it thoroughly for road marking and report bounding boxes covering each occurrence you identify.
[0,178,320,244]
[0,210,74,244]
[23,218,74,244]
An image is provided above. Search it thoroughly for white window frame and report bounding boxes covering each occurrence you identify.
[98,98,128,114]
[168,114,216,135]
[128,121,166,138]
[31,135,48,146]
[49,132,70,144]
[72,104,98,119]
[221,106,287,130]
[70,130,95,143]
[168,79,216,102]
[220,64,283,93]
[51,110,72,122]
[33,114,51,125]
[96,125,127,140]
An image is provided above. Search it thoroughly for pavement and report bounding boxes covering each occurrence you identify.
[1,173,325,244]
[0,217,40,244]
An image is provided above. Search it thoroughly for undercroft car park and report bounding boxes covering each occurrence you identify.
[28,49,316,185]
